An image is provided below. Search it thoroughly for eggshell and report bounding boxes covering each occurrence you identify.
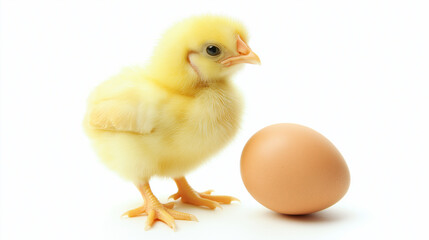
[241,123,350,215]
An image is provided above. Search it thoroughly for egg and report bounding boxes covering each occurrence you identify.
[240,123,350,215]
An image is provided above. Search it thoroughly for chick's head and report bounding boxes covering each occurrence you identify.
[147,15,260,93]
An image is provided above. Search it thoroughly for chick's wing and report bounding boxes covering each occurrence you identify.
[86,78,161,135]
[88,99,156,134]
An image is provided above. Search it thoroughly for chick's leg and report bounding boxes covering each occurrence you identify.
[169,177,239,209]
[123,182,197,230]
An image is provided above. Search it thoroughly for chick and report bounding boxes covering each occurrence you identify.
[83,15,260,230]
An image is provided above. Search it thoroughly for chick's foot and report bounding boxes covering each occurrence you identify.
[170,177,239,210]
[124,182,197,231]
[122,202,175,218]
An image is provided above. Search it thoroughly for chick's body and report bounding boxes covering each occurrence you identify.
[83,15,259,230]
[84,68,242,182]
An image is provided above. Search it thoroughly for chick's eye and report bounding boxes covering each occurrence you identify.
[206,45,221,56]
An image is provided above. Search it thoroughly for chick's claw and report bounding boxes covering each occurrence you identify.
[122,206,147,218]
[169,189,239,210]
[123,203,197,231]
[171,177,239,209]
[144,207,176,231]
[122,202,175,218]
[166,208,199,222]
[199,192,240,205]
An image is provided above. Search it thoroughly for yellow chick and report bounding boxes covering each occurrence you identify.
[83,15,260,230]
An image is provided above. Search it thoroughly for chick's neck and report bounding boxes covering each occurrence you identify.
[145,58,227,97]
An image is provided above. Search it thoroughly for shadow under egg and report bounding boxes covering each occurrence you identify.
[272,208,352,223]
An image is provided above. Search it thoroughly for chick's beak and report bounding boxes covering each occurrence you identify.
[221,35,261,67]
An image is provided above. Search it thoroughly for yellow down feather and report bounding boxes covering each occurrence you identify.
[83,15,249,183]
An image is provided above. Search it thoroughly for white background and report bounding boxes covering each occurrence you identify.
[1,0,428,239]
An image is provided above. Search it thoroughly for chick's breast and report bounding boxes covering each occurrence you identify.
[84,69,243,182]
[165,82,243,177]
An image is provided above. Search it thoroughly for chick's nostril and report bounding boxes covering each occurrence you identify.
[237,35,251,55]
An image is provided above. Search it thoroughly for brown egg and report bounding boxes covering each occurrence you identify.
[241,123,350,215]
